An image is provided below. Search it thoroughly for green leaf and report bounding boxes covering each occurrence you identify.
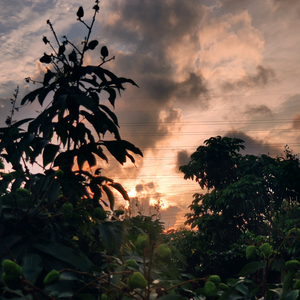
[97,222,123,254]
[157,296,185,300]
[48,179,61,202]
[285,290,299,300]
[60,272,79,281]
[235,282,249,296]
[45,283,73,298]
[43,144,60,167]
[21,253,43,285]
[75,294,95,300]
[237,261,266,276]
[33,243,92,272]
[0,236,23,258]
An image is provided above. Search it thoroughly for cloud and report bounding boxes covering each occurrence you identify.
[174,150,190,173]
[130,180,182,228]
[243,104,272,117]
[128,181,163,216]
[160,206,182,229]
[223,65,276,91]
[292,114,300,129]
[225,130,281,155]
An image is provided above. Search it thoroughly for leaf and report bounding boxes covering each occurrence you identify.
[58,44,66,56]
[75,294,96,300]
[97,222,123,253]
[73,94,98,112]
[103,140,143,165]
[118,77,139,87]
[40,53,52,64]
[121,140,143,157]
[47,179,61,202]
[54,151,76,168]
[43,144,60,167]
[38,81,57,105]
[237,261,266,276]
[0,235,23,258]
[93,4,100,12]
[88,40,98,50]
[80,110,120,139]
[68,49,77,64]
[31,138,49,163]
[99,105,119,127]
[101,46,108,58]
[21,88,44,105]
[11,118,34,129]
[43,70,55,86]
[21,253,43,285]
[285,290,299,300]
[45,283,73,298]
[109,182,129,200]
[157,296,185,300]
[33,243,92,272]
[77,6,84,19]
[235,282,249,296]
[102,185,114,210]
[104,87,116,107]
[174,252,188,266]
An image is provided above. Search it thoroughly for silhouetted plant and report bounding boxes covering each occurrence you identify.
[0,2,206,299]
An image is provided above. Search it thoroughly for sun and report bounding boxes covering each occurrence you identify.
[128,189,137,198]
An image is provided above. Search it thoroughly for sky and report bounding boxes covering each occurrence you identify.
[1,0,300,229]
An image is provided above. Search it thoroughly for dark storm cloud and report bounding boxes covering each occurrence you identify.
[226,130,281,156]
[174,150,190,173]
[103,0,208,104]
[223,65,276,91]
[105,0,204,51]
[175,72,208,100]
[119,107,182,151]
[244,104,272,117]
[98,0,211,157]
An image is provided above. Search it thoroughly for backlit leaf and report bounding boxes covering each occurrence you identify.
[43,144,60,167]
[102,185,114,210]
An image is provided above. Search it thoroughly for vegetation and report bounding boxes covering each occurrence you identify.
[0,2,200,299]
[180,136,300,245]
[1,2,300,299]
[170,136,300,299]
